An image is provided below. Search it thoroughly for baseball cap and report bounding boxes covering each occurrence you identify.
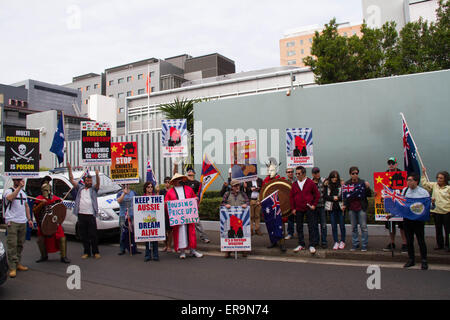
[387,157,397,164]
[312,167,320,174]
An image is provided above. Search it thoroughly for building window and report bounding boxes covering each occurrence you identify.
[119,108,124,113]
[150,71,155,78]
[94,83,98,89]
[151,87,155,92]
[301,49,304,55]
[118,92,124,98]
[85,99,88,104]
[77,87,81,91]
[138,74,143,80]
[287,51,296,57]
[127,76,132,82]
[86,85,90,91]
[286,41,295,47]
[118,78,124,84]
[117,121,125,128]
[127,91,132,97]
[108,94,114,98]
[109,80,114,86]
[138,88,145,95]
[287,60,297,65]
[300,39,303,45]
[343,32,348,37]
[309,38,312,43]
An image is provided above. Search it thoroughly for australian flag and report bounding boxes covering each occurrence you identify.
[402,117,421,179]
[342,183,365,200]
[146,160,157,186]
[383,185,430,221]
[50,114,65,164]
[261,191,283,245]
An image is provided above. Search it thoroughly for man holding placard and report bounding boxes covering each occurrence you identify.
[165,174,203,259]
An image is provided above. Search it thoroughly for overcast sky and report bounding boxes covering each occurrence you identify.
[0,0,363,85]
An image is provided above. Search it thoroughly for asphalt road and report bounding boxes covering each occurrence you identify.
[1,233,449,301]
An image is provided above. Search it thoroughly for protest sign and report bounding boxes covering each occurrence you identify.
[220,206,251,252]
[286,128,314,168]
[167,198,199,226]
[81,121,111,166]
[111,141,139,184]
[133,195,166,242]
[230,140,257,182]
[5,128,40,178]
[161,119,188,158]
[373,171,408,221]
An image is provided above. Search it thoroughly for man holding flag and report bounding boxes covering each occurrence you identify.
[383,173,430,270]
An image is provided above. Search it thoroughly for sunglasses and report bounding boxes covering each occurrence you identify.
[351,172,359,175]
[286,171,293,174]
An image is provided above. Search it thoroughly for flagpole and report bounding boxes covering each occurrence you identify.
[400,113,429,181]
[147,65,150,132]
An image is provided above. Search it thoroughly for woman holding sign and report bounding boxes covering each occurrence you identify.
[164,174,203,259]
[143,182,160,262]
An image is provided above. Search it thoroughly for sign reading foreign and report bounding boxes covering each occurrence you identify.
[220,206,251,252]
[230,140,258,182]
[111,141,139,184]
[167,199,199,226]
[286,128,314,168]
[81,121,111,166]
[161,119,188,158]
[133,195,166,242]
[5,128,40,178]
[373,171,408,221]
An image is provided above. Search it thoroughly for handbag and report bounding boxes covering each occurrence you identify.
[325,201,333,211]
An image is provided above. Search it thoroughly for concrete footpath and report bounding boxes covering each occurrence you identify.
[193,222,450,265]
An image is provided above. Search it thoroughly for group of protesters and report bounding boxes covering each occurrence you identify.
[3,158,449,278]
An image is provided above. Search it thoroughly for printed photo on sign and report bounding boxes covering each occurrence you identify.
[134,195,166,242]
[230,140,258,182]
[167,198,199,226]
[286,128,314,168]
[111,142,139,184]
[373,171,407,221]
[5,128,40,178]
[81,121,111,166]
[161,119,188,158]
[220,206,251,252]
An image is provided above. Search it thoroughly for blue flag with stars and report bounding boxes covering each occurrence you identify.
[261,191,283,244]
[50,115,65,164]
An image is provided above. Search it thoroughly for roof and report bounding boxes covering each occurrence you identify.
[72,73,101,82]
[105,58,159,73]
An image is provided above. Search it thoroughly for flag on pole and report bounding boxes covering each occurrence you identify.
[146,72,151,94]
[260,191,283,244]
[198,154,220,203]
[50,114,65,164]
[146,160,157,185]
[402,117,421,179]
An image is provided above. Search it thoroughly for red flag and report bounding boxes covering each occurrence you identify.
[146,73,151,93]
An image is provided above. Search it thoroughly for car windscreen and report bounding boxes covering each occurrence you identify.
[91,175,122,196]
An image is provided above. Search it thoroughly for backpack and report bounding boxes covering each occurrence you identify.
[2,188,15,213]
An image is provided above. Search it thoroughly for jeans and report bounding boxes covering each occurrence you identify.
[287,214,295,236]
[295,209,318,248]
[404,219,427,262]
[195,222,209,241]
[433,212,450,248]
[78,214,99,255]
[119,216,126,252]
[350,210,368,249]
[329,209,346,243]
[145,242,159,260]
[316,207,327,245]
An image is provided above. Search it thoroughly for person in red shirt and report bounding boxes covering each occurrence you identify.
[289,166,320,254]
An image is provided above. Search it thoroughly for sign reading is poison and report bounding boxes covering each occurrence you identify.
[5,128,40,178]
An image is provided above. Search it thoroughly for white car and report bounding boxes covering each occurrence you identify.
[3,169,121,239]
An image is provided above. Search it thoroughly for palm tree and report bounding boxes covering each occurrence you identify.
[159,97,202,172]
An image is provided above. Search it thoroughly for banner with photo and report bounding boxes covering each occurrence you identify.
[81,121,111,166]
[167,198,199,226]
[110,141,139,184]
[286,128,314,168]
[5,128,40,178]
[229,140,258,182]
[220,206,251,252]
[373,171,408,221]
[133,195,166,242]
[161,119,188,158]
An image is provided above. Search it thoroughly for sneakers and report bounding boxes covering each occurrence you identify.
[94,254,101,259]
[309,246,316,254]
[339,241,346,250]
[190,249,203,258]
[9,269,16,278]
[202,239,211,244]
[383,243,395,252]
[179,252,186,259]
[293,245,304,252]
[361,248,367,252]
[333,242,339,250]
[284,234,293,240]
[81,254,89,259]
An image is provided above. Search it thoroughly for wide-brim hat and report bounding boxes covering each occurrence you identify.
[169,173,188,185]
[230,179,240,186]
